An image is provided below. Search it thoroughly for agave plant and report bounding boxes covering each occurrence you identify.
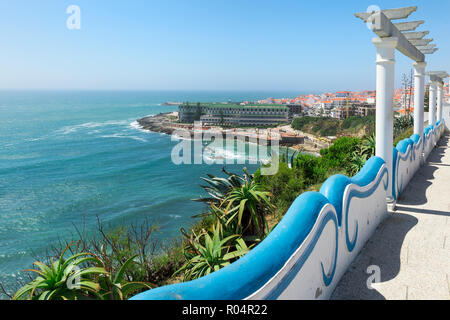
[13,244,154,300]
[175,224,250,281]
[13,244,106,300]
[349,153,368,176]
[394,115,414,137]
[96,255,153,300]
[224,179,273,240]
[361,134,376,158]
[192,168,252,205]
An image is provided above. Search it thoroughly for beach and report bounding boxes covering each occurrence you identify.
[136,112,326,154]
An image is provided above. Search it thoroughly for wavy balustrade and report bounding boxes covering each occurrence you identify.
[131,121,445,300]
[394,119,444,200]
[131,157,388,300]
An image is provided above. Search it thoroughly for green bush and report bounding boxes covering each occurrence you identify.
[291,116,317,131]
[294,154,327,185]
[7,133,385,299]
[175,224,250,281]
[256,163,303,217]
[12,244,153,300]
[292,115,375,137]
[320,136,361,174]
[320,126,338,137]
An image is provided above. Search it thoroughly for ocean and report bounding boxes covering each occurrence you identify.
[0,90,300,297]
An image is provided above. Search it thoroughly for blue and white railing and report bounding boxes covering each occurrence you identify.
[393,119,444,200]
[131,120,445,300]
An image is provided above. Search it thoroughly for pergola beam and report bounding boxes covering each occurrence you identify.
[421,48,439,54]
[358,11,425,62]
[354,5,440,202]
[409,38,433,46]
[402,31,430,40]
[394,20,424,31]
[427,71,449,80]
[416,44,437,50]
[355,6,417,22]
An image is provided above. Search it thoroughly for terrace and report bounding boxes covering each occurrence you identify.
[132,6,449,300]
[332,132,450,300]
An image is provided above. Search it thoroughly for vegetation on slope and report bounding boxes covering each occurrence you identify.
[291,115,375,137]
[5,116,415,300]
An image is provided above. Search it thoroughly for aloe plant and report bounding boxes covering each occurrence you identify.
[13,244,153,300]
[97,255,153,300]
[361,133,376,158]
[349,153,367,176]
[13,245,106,300]
[193,168,251,205]
[175,224,250,281]
[224,180,273,240]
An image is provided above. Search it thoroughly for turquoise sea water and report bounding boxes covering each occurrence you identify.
[0,90,300,296]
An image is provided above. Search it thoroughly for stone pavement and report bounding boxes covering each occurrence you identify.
[331,134,450,300]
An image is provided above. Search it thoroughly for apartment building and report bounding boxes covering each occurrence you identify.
[178,103,290,127]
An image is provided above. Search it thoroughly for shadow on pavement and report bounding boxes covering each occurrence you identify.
[398,135,448,206]
[330,212,418,300]
[331,134,449,300]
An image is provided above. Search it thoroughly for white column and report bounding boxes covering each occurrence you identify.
[448,80,450,104]
[413,62,426,137]
[373,37,397,201]
[437,82,443,121]
[429,81,437,126]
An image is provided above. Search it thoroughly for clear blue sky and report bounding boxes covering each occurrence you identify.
[1,0,449,91]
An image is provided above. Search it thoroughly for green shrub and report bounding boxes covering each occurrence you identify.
[294,154,327,185]
[254,162,305,216]
[175,224,250,281]
[320,136,361,174]
[292,115,374,137]
[291,116,317,131]
[12,244,152,300]
[223,180,272,240]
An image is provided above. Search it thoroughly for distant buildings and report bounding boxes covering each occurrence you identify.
[178,103,290,127]
[178,86,435,127]
[331,104,376,119]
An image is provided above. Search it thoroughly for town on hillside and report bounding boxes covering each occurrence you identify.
[138,84,450,154]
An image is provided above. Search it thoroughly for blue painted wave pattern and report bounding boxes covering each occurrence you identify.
[132,119,445,301]
[320,157,388,253]
[264,204,339,300]
[132,157,388,300]
[393,119,444,200]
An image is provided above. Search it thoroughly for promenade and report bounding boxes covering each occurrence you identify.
[332,134,450,300]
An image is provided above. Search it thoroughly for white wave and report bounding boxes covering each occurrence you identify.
[56,120,131,135]
[0,153,40,160]
[100,133,147,143]
[203,146,270,163]
[129,121,148,133]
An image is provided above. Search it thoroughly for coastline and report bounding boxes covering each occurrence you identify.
[136,113,322,155]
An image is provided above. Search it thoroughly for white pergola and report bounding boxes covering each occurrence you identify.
[426,71,448,126]
[355,6,438,203]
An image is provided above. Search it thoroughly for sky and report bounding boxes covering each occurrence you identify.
[1,0,449,92]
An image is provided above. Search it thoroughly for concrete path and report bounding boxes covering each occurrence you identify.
[331,134,450,300]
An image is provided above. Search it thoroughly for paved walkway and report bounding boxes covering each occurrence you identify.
[332,134,450,300]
